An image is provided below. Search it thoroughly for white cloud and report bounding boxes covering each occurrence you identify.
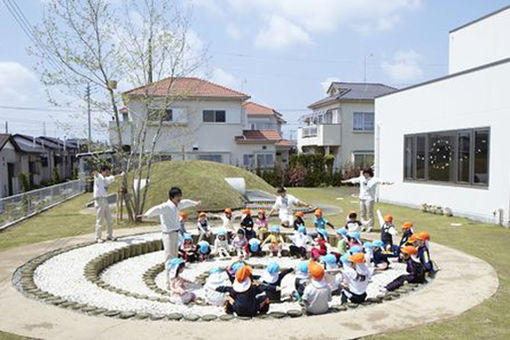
[255,15,311,50]
[211,67,238,89]
[381,50,424,82]
[225,24,241,40]
[0,61,39,104]
[321,77,341,93]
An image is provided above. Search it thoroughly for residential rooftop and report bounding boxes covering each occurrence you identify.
[309,82,397,108]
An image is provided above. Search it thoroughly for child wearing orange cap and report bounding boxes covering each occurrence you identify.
[383,245,425,292]
[399,222,414,247]
[212,208,240,232]
[240,209,255,240]
[412,232,435,275]
[380,214,397,251]
[178,212,188,243]
[293,211,306,231]
[313,209,335,231]
[197,212,212,243]
[301,261,331,315]
[255,209,269,240]
[341,253,372,304]
[215,265,275,317]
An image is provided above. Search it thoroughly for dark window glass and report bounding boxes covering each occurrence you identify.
[215,110,226,122]
[474,130,489,184]
[164,109,173,121]
[416,136,426,179]
[457,132,471,182]
[203,110,214,122]
[428,133,455,182]
[404,136,414,179]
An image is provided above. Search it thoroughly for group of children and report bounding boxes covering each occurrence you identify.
[165,206,435,317]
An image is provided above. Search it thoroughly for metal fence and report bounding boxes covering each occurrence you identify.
[0,179,85,231]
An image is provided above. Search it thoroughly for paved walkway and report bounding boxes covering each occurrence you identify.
[0,226,499,340]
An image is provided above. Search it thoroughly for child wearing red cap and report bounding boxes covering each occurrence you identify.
[341,253,372,304]
[383,245,425,292]
[301,261,331,315]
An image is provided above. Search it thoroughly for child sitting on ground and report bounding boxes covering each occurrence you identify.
[168,257,196,304]
[321,254,342,295]
[197,212,213,243]
[341,253,371,304]
[246,238,262,258]
[344,212,363,233]
[179,233,198,263]
[380,214,397,251]
[313,209,335,231]
[293,260,310,301]
[289,226,309,259]
[383,246,425,292]
[240,209,255,239]
[371,240,398,270]
[336,228,349,256]
[399,222,414,247]
[213,229,230,258]
[261,261,293,302]
[310,229,329,260]
[301,260,331,315]
[346,231,363,249]
[232,228,248,257]
[215,265,274,317]
[213,208,239,232]
[197,240,212,261]
[363,241,375,268]
[255,210,269,240]
[293,211,306,230]
[411,232,435,275]
[204,267,230,306]
[261,226,285,257]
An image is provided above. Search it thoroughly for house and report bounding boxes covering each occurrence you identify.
[111,77,291,169]
[0,134,22,197]
[297,82,396,169]
[375,5,510,225]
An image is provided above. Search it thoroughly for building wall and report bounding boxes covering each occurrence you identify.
[375,60,510,225]
[246,115,281,132]
[449,7,510,74]
[0,142,20,197]
[339,101,375,166]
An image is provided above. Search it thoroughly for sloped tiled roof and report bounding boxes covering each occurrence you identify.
[309,82,397,108]
[124,77,251,100]
[235,130,292,148]
[0,134,21,152]
[243,101,286,123]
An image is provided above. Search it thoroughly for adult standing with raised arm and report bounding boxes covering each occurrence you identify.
[341,168,392,232]
[268,187,312,228]
[93,165,124,243]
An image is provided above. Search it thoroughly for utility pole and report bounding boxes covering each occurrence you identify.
[86,83,91,152]
[4,121,7,133]
[43,121,47,135]
[148,36,153,83]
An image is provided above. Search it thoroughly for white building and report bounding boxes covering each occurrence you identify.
[111,77,291,169]
[297,82,395,169]
[375,5,510,226]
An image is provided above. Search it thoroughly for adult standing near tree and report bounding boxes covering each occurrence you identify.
[93,165,124,243]
[140,187,200,264]
[341,168,393,232]
[268,187,312,228]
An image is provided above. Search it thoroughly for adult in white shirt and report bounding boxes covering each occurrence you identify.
[93,166,124,243]
[268,187,311,227]
[141,187,200,264]
[341,168,392,232]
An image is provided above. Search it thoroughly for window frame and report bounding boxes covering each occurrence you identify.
[352,152,374,169]
[202,110,226,123]
[403,127,490,188]
[352,112,375,132]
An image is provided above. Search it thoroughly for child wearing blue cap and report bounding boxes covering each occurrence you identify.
[197,241,212,261]
[363,241,375,267]
[310,229,329,260]
[289,226,309,258]
[372,239,398,270]
[261,226,285,257]
[178,233,198,263]
[260,261,293,302]
[347,231,363,250]
[336,228,349,255]
[293,260,310,301]
[321,254,343,295]
[168,257,196,304]
[213,229,230,258]
[245,238,262,258]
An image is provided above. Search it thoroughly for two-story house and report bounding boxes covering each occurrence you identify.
[297,82,396,169]
[111,77,291,169]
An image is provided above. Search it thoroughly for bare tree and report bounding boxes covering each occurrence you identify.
[31,0,207,221]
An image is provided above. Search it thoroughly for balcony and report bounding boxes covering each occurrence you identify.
[297,124,341,148]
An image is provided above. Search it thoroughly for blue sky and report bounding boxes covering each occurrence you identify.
[0,0,509,140]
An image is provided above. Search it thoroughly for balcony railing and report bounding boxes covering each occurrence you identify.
[301,126,318,138]
[297,124,341,147]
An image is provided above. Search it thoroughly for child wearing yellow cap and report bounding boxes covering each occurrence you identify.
[301,261,331,315]
[341,253,372,304]
[382,245,425,292]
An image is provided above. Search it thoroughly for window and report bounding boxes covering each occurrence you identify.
[203,110,226,123]
[353,112,374,132]
[243,154,255,168]
[403,127,489,186]
[148,108,172,122]
[198,154,223,163]
[354,153,374,168]
[256,154,274,168]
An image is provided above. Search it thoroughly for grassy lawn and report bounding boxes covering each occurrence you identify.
[0,186,509,338]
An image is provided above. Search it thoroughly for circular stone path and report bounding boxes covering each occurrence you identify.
[0,226,499,340]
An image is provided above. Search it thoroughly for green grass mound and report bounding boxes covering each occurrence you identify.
[132,160,274,211]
